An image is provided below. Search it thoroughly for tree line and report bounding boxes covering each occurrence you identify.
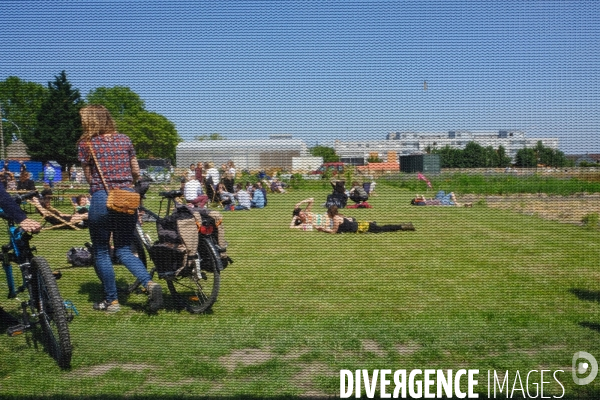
[0,72,181,169]
[429,141,570,168]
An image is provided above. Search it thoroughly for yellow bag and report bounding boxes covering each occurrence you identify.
[357,220,370,233]
[106,189,140,215]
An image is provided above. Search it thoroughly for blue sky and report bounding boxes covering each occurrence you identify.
[1,1,598,153]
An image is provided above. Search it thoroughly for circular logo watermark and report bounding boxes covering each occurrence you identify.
[572,351,598,385]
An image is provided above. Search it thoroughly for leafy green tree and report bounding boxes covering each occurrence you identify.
[534,141,569,168]
[462,142,486,168]
[0,76,48,146]
[86,86,145,118]
[87,86,181,162]
[118,111,181,160]
[195,133,226,141]
[515,147,537,167]
[310,145,339,163]
[27,71,82,167]
[495,145,512,167]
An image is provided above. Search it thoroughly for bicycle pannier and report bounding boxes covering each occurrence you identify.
[148,243,187,276]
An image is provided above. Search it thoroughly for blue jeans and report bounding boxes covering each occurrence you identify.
[88,190,150,302]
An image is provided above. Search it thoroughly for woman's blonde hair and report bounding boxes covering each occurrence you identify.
[79,105,116,142]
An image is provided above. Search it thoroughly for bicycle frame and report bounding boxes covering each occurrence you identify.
[1,213,35,300]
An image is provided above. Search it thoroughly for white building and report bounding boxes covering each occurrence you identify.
[334,130,559,163]
[176,136,310,171]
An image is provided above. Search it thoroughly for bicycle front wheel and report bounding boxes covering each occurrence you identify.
[31,256,72,369]
[167,237,221,314]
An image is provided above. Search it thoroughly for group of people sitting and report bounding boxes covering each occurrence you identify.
[291,197,414,234]
[182,175,267,211]
[325,180,373,209]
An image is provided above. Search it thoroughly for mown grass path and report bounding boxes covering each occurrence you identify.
[0,185,599,398]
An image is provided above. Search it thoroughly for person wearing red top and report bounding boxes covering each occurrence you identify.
[77,105,163,313]
[194,162,203,182]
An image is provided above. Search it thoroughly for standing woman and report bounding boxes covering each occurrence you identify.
[194,162,203,183]
[77,105,163,312]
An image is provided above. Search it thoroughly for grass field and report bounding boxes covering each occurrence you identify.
[0,182,599,399]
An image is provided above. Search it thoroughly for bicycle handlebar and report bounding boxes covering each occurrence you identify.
[14,191,39,204]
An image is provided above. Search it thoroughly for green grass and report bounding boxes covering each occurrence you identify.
[1,185,599,398]
[382,172,600,195]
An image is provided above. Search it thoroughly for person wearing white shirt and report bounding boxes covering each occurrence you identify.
[204,162,220,189]
[227,183,250,211]
[184,178,209,208]
[227,160,236,178]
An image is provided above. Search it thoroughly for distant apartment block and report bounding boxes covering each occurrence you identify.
[334,130,559,163]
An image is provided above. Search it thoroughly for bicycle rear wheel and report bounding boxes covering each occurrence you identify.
[31,256,72,369]
[167,237,221,314]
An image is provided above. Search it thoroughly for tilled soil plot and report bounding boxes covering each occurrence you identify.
[460,193,600,226]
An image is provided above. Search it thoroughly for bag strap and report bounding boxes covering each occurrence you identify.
[88,141,110,194]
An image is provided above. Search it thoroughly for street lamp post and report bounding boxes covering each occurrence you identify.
[0,107,4,161]
[2,118,22,140]
[0,117,22,161]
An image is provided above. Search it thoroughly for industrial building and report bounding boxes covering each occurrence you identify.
[176,136,310,171]
[334,130,559,163]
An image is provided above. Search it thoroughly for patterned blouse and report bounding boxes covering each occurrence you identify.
[77,133,136,194]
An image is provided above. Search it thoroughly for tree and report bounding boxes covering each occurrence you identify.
[0,76,48,146]
[515,148,537,167]
[86,86,145,118]
[495,145,512,168]
[118,111,181,160]
[27,71,83,167]
[87,86,181,162]
[462,142,486,168]
[310,145,339,163]
[195,133,226,141]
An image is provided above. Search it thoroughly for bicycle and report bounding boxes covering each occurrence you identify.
[128,189,224,314]
[1,191,73,368]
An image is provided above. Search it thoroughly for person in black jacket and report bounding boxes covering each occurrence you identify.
[16,172,36,191]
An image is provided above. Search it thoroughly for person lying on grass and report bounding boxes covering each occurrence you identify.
[290,197,331,231]
[411,191,472,207]
[316,205,415,234]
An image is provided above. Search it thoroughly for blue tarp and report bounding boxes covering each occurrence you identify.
[0,160,46,181]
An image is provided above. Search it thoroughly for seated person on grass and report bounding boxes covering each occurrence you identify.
[233,184,251,211]
[250,183,265,208]
[33,195,88,227]
[217,183,235,206]
[290,198,331,231]
[316,205,415,234]
[183,177,209,208]
[17,172,36,191]
[73,194,90,214]
[270,178,286,193]
[349,181,369,203]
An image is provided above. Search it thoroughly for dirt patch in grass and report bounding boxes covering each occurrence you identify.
[362,339,386,357]
[218,348,276,372]
[462,193,600,226]
[394,341,422,356]
[70,362,155,378]
[291,362,335,398]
